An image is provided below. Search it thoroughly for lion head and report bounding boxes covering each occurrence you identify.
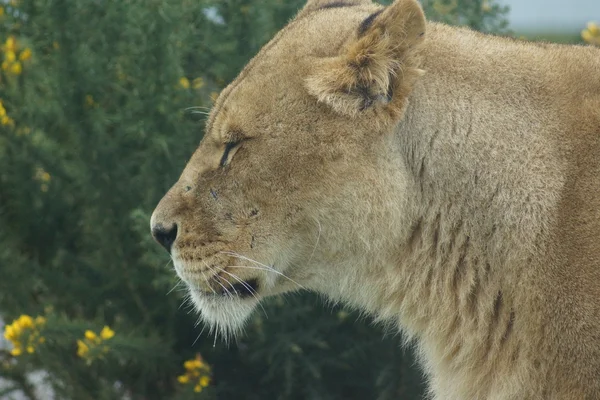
[151,0,427,338]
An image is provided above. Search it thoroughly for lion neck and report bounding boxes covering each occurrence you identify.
[325,24,563,398]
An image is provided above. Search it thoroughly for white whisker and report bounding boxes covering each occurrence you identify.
[184,106,212,112]
[226,263,306,290]
[209,271,234,298]
[214,266,268,318]
[200,269,217,295]
[166,280,183,296]
[307,218,322,267]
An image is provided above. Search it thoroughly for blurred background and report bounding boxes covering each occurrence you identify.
[0,0,598,399]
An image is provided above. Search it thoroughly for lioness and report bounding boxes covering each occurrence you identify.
[151,0,600,398]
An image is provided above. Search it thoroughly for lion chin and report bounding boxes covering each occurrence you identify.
[188,288,258,340]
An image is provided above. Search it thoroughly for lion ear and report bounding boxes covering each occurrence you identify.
[306,0,426,119]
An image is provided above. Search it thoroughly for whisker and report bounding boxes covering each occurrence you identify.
[203,262,234,298]
[201,269,218,295]
[166,280,183,296]
[192,323,207,347]
[220,251,271,269]
[184,106,212,112]
[214,266,268,318]
[307,218,322,267]
[227,263,306,290]
[178,294,192,310]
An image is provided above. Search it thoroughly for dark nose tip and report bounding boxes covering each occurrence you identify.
[152,223,178,253]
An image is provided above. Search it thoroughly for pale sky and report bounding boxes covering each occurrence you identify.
[500,0,600,31]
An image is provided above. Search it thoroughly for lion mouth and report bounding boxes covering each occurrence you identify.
[202,278,259,299]
[226,278,259,299]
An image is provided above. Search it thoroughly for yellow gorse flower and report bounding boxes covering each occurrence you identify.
[0,100,15,127]
[178,354,212,393]
[85,94,98,108]
[192,77,204,89]
[100,326,115,340]
[3,314,47,356]
[582,22,600,46]
[1,37,28,75]
[10,61,22,75]
[76,325,115,364]
[34,167,51,188]
[179,76,190,89]
[84,330,97,341]
[76,339,89,357]
[19,48,32,61]
[4,36,17,52]
[5,50,16,62]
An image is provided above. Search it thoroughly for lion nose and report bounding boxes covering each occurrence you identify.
[151,223,178,253]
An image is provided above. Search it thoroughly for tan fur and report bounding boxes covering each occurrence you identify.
[151,1,600,398]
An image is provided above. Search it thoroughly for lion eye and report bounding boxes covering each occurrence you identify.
[219,141,241,167]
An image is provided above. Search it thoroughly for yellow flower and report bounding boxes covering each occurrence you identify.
[52,41,59,50]
[1,61,9,70]
[199,376,210,387]
[3,314,47,357]
[1,115,14,126]
[337,310,349,321]
[76,339,89,357]
[4,325,15,341]
[18,315,33,328]
[5,50,16,63]
[192,77,204,89]
[84,330,97,341]
[481,0,491,12]
[177,375,189,384]
[35,168,51,182]
[0,7,4,17]
[40,184,49,193]
[84,95,96,107]
[179,77,190,89]
[184,359,203,370]
[5,36,17,52]
[10,62,22,75]
[38,337,46,344]
[100,326,114,340]
[19,48,32,62]
[582,22,600,46]
[193,384,203,393]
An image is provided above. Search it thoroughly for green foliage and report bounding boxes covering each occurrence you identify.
[0,0,510,399]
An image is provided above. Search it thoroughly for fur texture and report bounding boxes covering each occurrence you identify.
[151,0,600,398]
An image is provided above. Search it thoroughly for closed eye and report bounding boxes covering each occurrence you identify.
[219,141,241,167]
